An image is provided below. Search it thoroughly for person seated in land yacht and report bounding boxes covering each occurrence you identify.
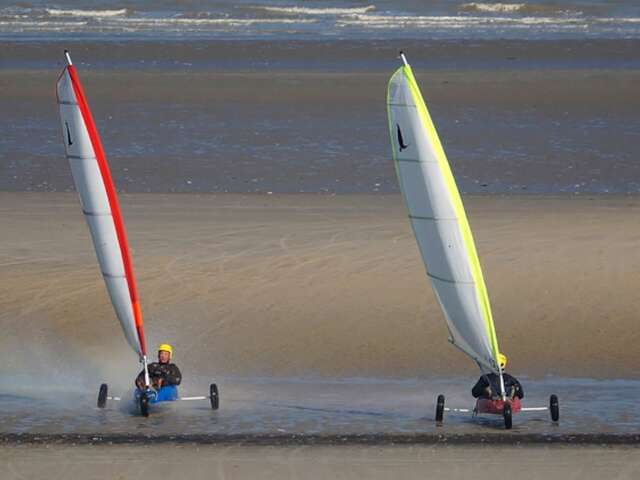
[471,354,523,400]
[135,344,182,400]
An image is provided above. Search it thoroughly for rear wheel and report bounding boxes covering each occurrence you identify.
[139,394,149,417]
[550,394,559,422]
[435,394,445,423]
[97,383,108,409]
[503,402,512,429]
[210,384,219,410]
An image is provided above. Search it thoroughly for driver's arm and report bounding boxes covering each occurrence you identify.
[513,378,524,399]
[471,377,488,398]
[165,365,182,386]
[134,370,146,388]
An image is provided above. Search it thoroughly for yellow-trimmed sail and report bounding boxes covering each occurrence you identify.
[386,58,501,373]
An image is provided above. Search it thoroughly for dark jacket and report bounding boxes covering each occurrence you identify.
[472,373,523,399]
[136,362,182,387]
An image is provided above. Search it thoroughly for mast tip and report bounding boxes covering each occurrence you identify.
[64,50,72,66]
[399,51,409,67]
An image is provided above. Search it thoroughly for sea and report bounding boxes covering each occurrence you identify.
[1,0,640,41]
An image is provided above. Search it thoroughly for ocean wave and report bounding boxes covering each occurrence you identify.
[115,16,315,26]
[459,2,527,13]
[459,2,581,16]
[603,17,640,23]
[0,17,316,30]
[335,13,602,29]
[1,3,638,38]
[45,8,129,18]
[135,18,314,27]
[460,3,526,13]
[256,5,376,16]
[0,20,87,27]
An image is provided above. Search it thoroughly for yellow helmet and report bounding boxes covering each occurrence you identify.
[498,353,507,369]
[158,344,173,356]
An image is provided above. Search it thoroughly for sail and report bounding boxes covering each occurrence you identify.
[56,52,147,358]
[386,57,501,373]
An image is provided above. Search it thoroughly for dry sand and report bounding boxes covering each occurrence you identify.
[0,444,638,480]
[1,192,639,381]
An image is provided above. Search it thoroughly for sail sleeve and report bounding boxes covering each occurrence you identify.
[386,63,500,373]
[56,59,147,358]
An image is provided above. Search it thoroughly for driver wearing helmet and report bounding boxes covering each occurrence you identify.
[471,353,523,400]
[135,344,182,390]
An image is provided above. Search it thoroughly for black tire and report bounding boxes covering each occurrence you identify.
[97,383,108,409]
[435,394,445,423]
[503,402,512,429]
[139,394,149,417]
[550,394,559,422]
[210,383,219,410]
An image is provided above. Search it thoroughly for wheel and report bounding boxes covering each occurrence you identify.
[550,394,559,422]
[97,383,108,409]
[435,394,445,423]
[139,394,149,417]
[210,383,219,410]
[503,402,512,429]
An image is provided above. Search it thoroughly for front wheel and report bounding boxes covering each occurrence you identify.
[97,383,108,409]
[550,394,559,422]
[503,402,512,429]
[210,383,219,410]
[139,394,149,417]
[435,394,445,423]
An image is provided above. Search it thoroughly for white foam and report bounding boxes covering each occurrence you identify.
[0,20,88,27]
[45,8,128,18]
[460,3,527,13]
[599,17,640,24]
[118,17,316,26]
[0,13,317,34]
[336,13,590,29]
[258,5,375,15]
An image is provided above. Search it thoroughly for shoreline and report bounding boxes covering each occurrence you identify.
[1,432,640,446]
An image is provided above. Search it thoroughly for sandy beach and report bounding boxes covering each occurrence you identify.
[1,192,639,381]
[3,1,640,474]
[0,444,638,480]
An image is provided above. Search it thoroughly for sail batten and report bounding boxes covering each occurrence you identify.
[427,273,474,285]
[387,61,501,373]
[57,54,147,358]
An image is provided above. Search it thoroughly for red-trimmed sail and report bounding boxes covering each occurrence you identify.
[56,52,147,357]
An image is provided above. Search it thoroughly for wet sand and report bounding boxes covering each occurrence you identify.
[1,444,638,480]
[2,43,640,194]
[3,39,640,71]
[1,192,639,381]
